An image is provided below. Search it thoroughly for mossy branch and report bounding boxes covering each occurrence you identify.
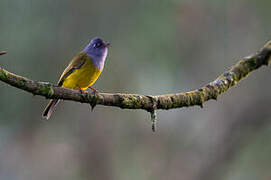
[0,41,270,131]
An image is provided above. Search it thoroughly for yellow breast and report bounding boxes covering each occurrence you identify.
[61,57,102,90]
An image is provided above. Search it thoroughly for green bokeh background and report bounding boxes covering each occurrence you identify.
[1,0,271,180]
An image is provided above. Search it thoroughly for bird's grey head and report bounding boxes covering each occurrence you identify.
[83,37,110,70]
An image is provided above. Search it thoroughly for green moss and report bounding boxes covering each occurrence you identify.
[0,69,8,80]
[120,94,143,109]
[39,84,54,97]
[246,57,257,69]
[198,91,205,107]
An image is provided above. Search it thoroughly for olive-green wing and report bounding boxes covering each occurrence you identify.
[57,52,87,86]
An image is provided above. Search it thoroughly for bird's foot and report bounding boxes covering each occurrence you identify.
[88,86,100,94]
[78,89,88,94]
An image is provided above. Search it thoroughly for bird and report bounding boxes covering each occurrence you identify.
[42,37,110,119]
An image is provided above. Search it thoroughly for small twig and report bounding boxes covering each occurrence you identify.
[150,110,157,132]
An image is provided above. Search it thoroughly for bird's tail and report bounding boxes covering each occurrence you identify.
[42,99,60,120]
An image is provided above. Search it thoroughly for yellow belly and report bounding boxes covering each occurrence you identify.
[61,58,101,90]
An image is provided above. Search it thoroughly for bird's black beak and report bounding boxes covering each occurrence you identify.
[104,42,110,47]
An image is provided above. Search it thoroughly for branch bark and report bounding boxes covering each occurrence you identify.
[0,41,270,129]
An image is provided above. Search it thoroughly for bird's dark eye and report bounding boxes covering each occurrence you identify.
[93,43,101,48]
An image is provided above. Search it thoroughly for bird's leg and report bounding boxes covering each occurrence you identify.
[79,89,88,94]
[75,86,88,94]
[88,86,100,94]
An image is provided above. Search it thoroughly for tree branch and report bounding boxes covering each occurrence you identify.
[0,41,270,130]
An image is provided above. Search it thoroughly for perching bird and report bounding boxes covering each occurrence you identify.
[42,37,110,119]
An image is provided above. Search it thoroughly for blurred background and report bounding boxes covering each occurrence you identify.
[1,0,271,179]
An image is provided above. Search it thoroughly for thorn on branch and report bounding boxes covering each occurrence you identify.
[89,93,98,111]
